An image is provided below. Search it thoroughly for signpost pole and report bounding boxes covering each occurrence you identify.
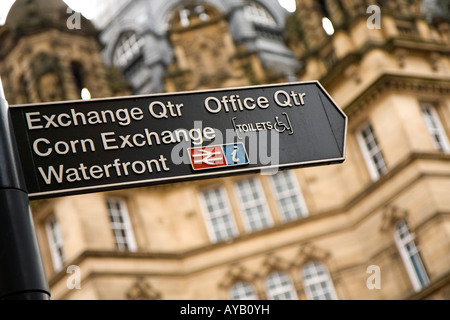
[0,77,51,300]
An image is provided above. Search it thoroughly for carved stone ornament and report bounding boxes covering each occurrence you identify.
[379,204,409,233]
[126,277,162,300]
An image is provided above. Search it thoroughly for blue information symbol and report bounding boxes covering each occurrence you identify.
[222,143,249,166]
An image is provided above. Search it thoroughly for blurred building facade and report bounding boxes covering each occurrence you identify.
[95,0,300,94]
[0,0,450,300]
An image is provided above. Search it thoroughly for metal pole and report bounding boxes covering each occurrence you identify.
[0,77,51,300]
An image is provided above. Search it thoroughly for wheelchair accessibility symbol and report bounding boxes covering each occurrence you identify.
[188,143,249,171]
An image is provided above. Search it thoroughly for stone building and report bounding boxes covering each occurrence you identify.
[0,0,130,104]
[95,0,299,94]
[0,0,449,300]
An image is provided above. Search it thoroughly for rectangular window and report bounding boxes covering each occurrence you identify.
[420,102,450,153]
[357,122,388,181]
[45,215,65,272]
[235,178,273,232]
[394,220,430,291]
[270,170,308,222]
[106,197,137,252]
[199,187,238,243]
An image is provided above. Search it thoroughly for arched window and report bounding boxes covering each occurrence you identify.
[301,261,338,300]
[244,1,282,41]
[244,1,277,28]
[229,282,258,300]
[265,271,297,300]
[394,220,430,291]
[113,31,144,69]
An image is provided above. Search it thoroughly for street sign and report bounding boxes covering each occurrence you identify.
[9,81,347,200]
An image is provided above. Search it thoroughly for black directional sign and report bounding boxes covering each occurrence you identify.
[9,81,347,200]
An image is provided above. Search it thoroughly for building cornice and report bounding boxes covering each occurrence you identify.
[344,73,450,118]
[48,153,450,288]
[314,36,450,90]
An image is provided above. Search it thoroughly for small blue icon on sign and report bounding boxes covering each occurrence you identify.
[188,143,249,171]
[222,143,249,166]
